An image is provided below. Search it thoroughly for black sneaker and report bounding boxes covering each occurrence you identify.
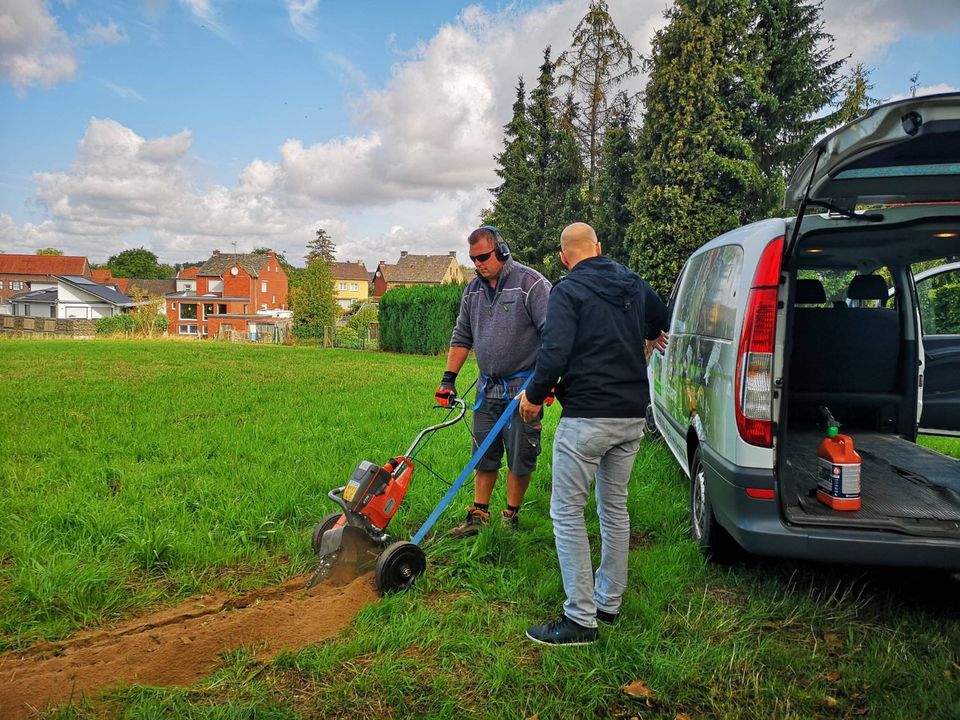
[448,506,490,538]
[596,609,618,625]
[525,615,598,646]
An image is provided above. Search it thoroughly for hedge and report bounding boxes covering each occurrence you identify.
[930,283,960,335]
[378,283,464,354]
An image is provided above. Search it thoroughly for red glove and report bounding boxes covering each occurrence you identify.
[435,370,457,407]
[544,387,557,406]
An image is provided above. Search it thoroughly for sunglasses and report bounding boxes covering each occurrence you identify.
[470,250,495,263]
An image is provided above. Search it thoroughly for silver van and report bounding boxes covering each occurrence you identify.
[648,93,960,569]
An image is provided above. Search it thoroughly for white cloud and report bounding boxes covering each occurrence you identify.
[5,0,960,268]
[884,83,960,103]
[0,0,76,92]
[83,20,125,45]
[822,0,960,63]
[286,0,319,40]
[177,0,229,40]
[101,79,144,101]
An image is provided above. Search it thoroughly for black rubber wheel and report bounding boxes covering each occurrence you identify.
[311,512,344,555]
[644,403,661,442]
[689,447,739,563]
[375,541,426,594]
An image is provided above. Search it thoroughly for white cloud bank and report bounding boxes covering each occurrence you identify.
[0,0,76,91]
[3,0,959,267]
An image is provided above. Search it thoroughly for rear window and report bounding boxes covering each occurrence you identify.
[672,245,743,340]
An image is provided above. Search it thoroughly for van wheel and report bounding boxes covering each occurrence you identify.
[644,403,661,442]
[689,447,739,562]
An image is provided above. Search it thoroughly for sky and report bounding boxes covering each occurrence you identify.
[1,0,959,270]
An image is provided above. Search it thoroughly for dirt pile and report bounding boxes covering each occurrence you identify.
[0,572,377,719]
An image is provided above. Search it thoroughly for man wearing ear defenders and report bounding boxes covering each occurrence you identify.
[435,225,551,536]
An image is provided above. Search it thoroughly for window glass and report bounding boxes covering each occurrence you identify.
[180,303,198,320]
[694,245,742,340]
[914,265,960,335]
[671,254,706,335]
[203,303,214,318]
[261,281,268,292]
[672,245,743,340]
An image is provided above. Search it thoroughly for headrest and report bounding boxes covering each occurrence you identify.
[796,279,826,304]
[848,274,888,302]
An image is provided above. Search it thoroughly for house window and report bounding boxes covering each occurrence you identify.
[9,281,24,290]
[351,283,358,291]
[218,304,227,314]
[261,280,268,292]
[202,326,208,335]
[203,303,214,318]
[178,324,198,335]
[180,303,198,320]
[49,306,55,318]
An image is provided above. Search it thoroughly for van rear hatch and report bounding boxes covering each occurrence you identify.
[784,93,960,219]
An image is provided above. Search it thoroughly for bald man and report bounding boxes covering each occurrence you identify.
[518,222,668,646]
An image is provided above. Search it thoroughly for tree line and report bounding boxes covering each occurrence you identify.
[484,0,879,296]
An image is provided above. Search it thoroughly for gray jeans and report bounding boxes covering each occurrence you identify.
[550,416,645,628]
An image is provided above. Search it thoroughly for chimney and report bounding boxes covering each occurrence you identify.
[212,249,220,256]
[400,251,408,257]
[357,260,364,265]
[448,251,456,257]
[378,260,385,265]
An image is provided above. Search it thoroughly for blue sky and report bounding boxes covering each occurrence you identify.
[2,0,959,269]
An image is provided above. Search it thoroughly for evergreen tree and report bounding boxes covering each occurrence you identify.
[556,0,640,203]
[593,98,637,265]
[289,257,338,333]
[545,94,587,277]
[736,0,846,217]
[484,78,537,259]
[306,228,336,263]
[834,62,880,125]
[626,0,764,297]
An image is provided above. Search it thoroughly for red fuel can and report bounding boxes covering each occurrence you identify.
[815,413,862,511]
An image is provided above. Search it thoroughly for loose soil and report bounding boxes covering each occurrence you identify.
[0,571,378,719]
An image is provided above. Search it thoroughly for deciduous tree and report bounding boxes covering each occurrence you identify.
[106,248,174,280]
[289,257,338,334]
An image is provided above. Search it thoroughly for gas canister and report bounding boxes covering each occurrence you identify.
[816,406,862,511]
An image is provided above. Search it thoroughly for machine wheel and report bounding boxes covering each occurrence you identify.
[375,541,426,595]
[311,512,344,555]
[644,403,661,442]
[689,447,739,563]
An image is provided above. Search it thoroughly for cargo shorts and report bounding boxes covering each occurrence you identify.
[472,397,543,475]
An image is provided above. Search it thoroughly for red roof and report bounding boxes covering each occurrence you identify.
[178,266,199,279]
[0,254,89,276]
[331,261,370,281]
[91,268,114,283]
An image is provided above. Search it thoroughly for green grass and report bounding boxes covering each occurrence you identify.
[2,339,958,719]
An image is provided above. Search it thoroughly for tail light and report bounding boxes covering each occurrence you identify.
[735,236,784,447]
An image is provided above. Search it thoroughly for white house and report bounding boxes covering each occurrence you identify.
[10,275,136,319]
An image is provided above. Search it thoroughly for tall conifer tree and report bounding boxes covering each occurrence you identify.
[593,97,637,265]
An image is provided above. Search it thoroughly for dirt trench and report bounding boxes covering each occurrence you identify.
[0,571,377,719]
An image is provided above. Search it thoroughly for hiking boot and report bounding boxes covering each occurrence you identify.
[500,509,519,529]
[525,615,598,646]
[596,609,618,625]
[448,506,490,538]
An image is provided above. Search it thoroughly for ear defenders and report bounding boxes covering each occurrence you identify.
[478,225,510,261]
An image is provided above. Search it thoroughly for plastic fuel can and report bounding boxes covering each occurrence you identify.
[815,408,862,511]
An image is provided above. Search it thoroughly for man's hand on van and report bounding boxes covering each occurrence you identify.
[647,331,669,355]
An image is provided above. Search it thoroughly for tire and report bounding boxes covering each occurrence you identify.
[644,403,661,442]
[689,447,739,563]
[375,541,426,595]
[311,512,344,555]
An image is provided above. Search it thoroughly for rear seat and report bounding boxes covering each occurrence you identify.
[790,274,901,412]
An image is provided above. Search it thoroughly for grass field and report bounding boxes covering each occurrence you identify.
[1,339,958,719]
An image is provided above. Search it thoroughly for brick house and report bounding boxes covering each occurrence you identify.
[372,251,462,299]
[331,260,370,309]
[164,251,289,339]
[0,254,90,313]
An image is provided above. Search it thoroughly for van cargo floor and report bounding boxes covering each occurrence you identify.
[782,430,960,537]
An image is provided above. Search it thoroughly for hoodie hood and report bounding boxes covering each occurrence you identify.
[563,255,643,310]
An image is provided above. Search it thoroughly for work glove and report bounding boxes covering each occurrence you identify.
[544,387,557,407]
[435,370,458,407]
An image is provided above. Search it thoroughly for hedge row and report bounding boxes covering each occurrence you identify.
[378,283,464,354]
[930,283,960,335]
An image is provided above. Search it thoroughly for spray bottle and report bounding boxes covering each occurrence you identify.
[815,406,862,511]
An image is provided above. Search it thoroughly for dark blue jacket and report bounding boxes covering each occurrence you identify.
[526,256,667,418]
